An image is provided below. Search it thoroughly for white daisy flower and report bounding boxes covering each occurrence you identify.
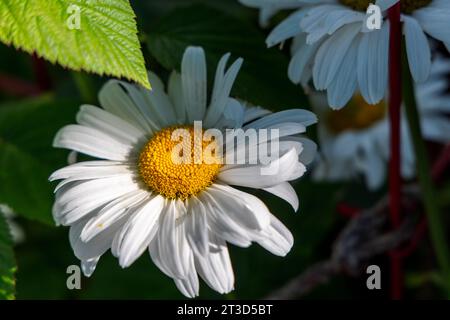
[312,55,450,189]
[396,0,450,82]
[240,0,450,109]
[49,46,317,297]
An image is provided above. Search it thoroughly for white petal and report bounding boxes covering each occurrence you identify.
[313,23,360,90]
[182,47,208,122]
[223,139,304,169]
[81,257,100,277]
[421,115,450,143]
[357,21,389,105]
[266,10,307,47]
[252,214,293,256]
[55,175,137,207]
[114,195,165,268]
[208,184,272,230]
[403,16,431,82]
[148,234,173,278]
[263,182,299,211]
[99,80,156,133]
[155,201,189,279]
[114,76,174,130]
[259,6,279,28]
[306,9,364,44]
[219,148,306,188]
[300,4,341,35]
[204,54,243,127]
[326,38,359,109]
[53,125,133,161]
[287,136,317,165]
[185,197,209,256]
[244,109,317,130]
[243,105,271,123]
[174,255,199,298]
[200,192,252,247]
[49,161,130,182]
[168,71,186,123]
[289,37,321,84]
[214,98,245,129]
[360,140,386,190]
[143,72,177,127]
[194,233,234,294]
[54,176,140,225]
[413,7,450,44]
[69,214,124,263]
[76,104,146,145]
[80,190,149,242]
[263,122,308,139]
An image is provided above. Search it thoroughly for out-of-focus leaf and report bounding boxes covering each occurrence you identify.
[131,0,253,25]
[0,0,150,88]
[0,211,16,300]
[147,4,307,110]
[405,271,445,289]
[439,183,450,208]
[0,95,79,225]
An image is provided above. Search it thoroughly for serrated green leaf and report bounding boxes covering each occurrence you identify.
[0,0,150,88]
[146,4,307,110]
[0,95,79,225]
[0,212,16,300]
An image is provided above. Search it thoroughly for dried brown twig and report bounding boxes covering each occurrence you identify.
[265,190,418,300]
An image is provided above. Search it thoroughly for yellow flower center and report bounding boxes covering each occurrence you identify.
[339,0,432,13]
[138,125,222,200]
[325,94,386,134]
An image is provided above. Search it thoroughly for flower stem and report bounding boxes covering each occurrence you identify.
[388,3,403,300]
[31,53,52,92]
[402,54,450,296]
[72,72,96,103]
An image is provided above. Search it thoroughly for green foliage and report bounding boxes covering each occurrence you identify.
[0,96,79,225]
[0,211,16,300]
[147,4,307,110]
[0,0,150,88]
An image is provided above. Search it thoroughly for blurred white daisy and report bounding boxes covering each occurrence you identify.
[50,46,317,297]
[0,204,25,244]
[397,0,450,82]
[240,0,450,109]
[312,55,450,189]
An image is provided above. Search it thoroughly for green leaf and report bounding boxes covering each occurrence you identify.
[0,0,150,88]
[0,95,80,225]
[0,211,16,300]
[146,4,307,110]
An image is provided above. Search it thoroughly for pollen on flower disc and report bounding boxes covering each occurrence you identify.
[138,125,222,200]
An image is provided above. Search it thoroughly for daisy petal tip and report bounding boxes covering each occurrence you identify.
[81,259,99,278]
[52,131,63,148]
[329,103,345,111]
[118,256,134,269]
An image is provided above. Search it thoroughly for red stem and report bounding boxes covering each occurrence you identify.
[336,203,361,218]
[388,3,402,300]
[0,73,40,97]
[395,217,427,258]
[432,144,450,183]
[31,53,52,92]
